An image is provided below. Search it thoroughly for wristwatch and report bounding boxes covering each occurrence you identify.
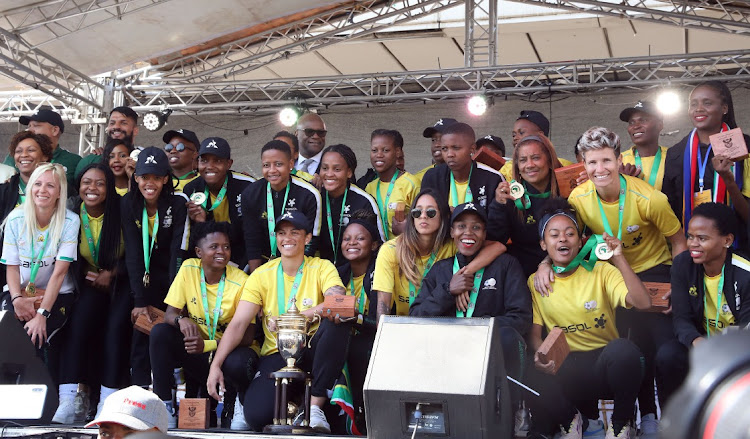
[37,308,51,319]
[174,315,184,326]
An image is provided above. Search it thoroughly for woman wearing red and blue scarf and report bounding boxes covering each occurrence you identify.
[663,81,750,246]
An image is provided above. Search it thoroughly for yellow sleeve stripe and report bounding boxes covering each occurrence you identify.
[732,254,750,273]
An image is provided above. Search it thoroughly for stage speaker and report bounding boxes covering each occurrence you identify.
[364,316,511,439]
[0,310,58,425]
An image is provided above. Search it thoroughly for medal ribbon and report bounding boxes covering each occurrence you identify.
[595,175,626,240]
[551,234,605,274]
[276,260,305,316]
[453,257,485,318]
[408,252,437,305]
[633,147,662,187]
[513,181,550,210]
[704,265,725,338]
[449,167,473,207]
[28,230,50,286]
[141,207,159,279]
[376,170,399,240]
[326,188,348,263]
[177,170,197,180]
[81,204,101,268]
[200,267,225,341]
[17,180,26,205]
[350,275,367,315]
[203,175,228,211]
[266,181,291,258]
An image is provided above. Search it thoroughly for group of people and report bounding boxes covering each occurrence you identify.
[2,79,750,439]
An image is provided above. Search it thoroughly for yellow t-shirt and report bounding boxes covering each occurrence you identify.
[115,186,129,196]
[173,173,199,193]
[365,172,419,239]
[164,258,247,352]
[208,193,230,223]
[449,180,469,208]
[79,209,125,271]
[240,256,343,356]
[372,239,456,316]
[347,273,369,315]
[528,262,630,352]
[413,165,434,188]
[703,273,735,336]
[147,213,156,236]
[620,146,668,192]
[568,175,681,273]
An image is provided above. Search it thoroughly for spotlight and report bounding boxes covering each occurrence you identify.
[279,107,300,127]
[142,109,172,132]
[468,95,488,116]
[657,90,680,116]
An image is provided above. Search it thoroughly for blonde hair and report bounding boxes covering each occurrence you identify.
[21,163,68,249]
[578,126,621,159]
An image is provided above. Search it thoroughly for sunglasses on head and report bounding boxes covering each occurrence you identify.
[164,142,193,152]
[299,128,327,138]
[410,208,438,219]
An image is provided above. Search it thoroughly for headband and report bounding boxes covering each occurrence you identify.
[538,210,579,237]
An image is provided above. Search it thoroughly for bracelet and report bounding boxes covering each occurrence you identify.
[538,259,551,267]
[174,315,184,326]
[11,295,21,303]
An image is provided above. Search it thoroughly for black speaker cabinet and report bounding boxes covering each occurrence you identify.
[0,310,58,424]
[364,316,511,438]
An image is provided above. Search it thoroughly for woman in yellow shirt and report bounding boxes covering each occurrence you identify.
[527,199,651,439]
[102,138,133,196]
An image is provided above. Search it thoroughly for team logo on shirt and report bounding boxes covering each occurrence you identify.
[689,285,698,297]
[191,297,197,304]
[583,300,598,312]
[302,298,313,307]
[594,314,607,329]
[721,303,731,314]
[163,206,173,228]
[483,278,496,289]
[526,215,536,225]
[479,186,485,196]
[343,204,351,214]
[236,195,242,216]
[288,198,296,207]
[626,225,640,234]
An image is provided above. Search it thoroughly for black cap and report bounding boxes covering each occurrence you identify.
[163,129,200,149]
[423,118,459,138]
[476,135,506,156]
[450,202,488,225]
[135,146,170,176]
[19,109,65,134]
[619,101,662,122]
[275,211,311,233]
[198,137,231,159]
[517,111,549,137]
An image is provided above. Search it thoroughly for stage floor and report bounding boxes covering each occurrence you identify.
[1,426,351,439]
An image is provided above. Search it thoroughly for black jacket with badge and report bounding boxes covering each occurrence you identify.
[671,249,750,347]
[183,171,255,267]
[121,192,190,308]
[410,252,532,336]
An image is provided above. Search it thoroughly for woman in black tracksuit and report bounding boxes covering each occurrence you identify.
[122,147,189,387]
[656,202,750,406]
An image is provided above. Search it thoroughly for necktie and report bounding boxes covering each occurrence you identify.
[300,158,315,173]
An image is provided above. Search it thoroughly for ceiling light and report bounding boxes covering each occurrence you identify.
[656,90,680,116]
[279,107,300,127]
[142,109,172,132]
[467,95,488,116]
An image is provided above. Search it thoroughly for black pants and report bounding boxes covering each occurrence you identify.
[222,319,352,432]
[59,280,132,388]
[149,322,212,401]
[526,338,644,435]
[654,339,690,407]
[130,279,169,387]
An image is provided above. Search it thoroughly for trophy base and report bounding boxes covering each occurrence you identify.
[272,368,308,380]
[263,424,316,435]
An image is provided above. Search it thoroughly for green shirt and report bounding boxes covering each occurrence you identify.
[4,145,82,190]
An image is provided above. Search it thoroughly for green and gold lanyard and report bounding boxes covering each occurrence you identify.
[350,275,367,315]
[326,188,348,263]
[81,204,101,268]
[704,265,726,338]
[141,207,158,287]
[452,257,484,318]
[633,147,662,188]
[266,181,291,258]
[17,180,26,205]
[408,252,437,306]
[449,167,473,207]
[200,267,225,341]
[595,175,626,240]
[202,176,228,211]
[177,170,197,180]
[512,181,550,210]
[276,260,305,316]
[376,170,399,240]
[25,230,50,295]
[551,234,605,274]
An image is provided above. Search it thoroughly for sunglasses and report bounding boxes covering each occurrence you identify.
[164,142,194,152]
[410,208,438,219]
[299,128,327,138]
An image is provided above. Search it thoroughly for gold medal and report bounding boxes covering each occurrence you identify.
[142,272,150,288]
[26,282,36,296]
[130,149,141,160]
[190,192,207,205]
[595,242,614,260]
[509,181,525,200]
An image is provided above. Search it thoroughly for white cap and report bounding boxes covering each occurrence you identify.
[85,386,169,433]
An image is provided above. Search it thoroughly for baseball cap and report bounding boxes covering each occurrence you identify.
[135,146,170,177]
[85,386,169,433]
[19,109,65,134]
[423,118,459,138]
[162,128,200,149]
[275,211,311,233]
[517,111,550,137]
[198,137,231,159]
[476,135,506,156]
[619,100,663,122]
[450,202,488,225]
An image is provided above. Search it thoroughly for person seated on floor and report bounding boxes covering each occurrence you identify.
[525,199,651,439]
[206,211,349,433]
[86,386,169,438]
[149,221,248,427]
[656,202,750,407]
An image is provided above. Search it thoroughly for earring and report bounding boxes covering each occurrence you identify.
[726,244,731,248]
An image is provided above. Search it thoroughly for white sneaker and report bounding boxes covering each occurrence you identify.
[514,401,531,437]
[309,405,331,434]
[638,413,658,439]
[555,411,583,439]
[163,401,178,429]
[52,398,76,424]
[584,419,606,438]
[230,395,248,430]
[73,390,90,423]
[606,423,633,439]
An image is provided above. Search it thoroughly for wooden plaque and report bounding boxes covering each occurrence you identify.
[134,306,165,335]
[644,282,670,312]
[323,295,356,318]
[554,162,587,198]
[474,146,506,170]
[178,398,210,429]
[537,327,570,374]
[394,201,406,222]
[710,128,748,161]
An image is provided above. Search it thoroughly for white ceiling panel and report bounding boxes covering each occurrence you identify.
[382,37,464,71]
[317,41,406,74]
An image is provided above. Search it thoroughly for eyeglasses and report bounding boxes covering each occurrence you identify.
[299,128,327,138]
[164,142,194,152]
[410,208,438,219]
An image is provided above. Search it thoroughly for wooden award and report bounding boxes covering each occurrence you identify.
[644,282,670,312]
[710,128,748,161]
[323,295,356,318]
[178,398,210,429]
[537,327,570,374]
[474,146,506,170]
[394,201,407,222]
[134,306,165,335]
[554,162,587,198]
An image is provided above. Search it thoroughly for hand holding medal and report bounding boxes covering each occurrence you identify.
[596,232,622,261]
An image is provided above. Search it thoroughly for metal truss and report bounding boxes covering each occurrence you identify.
[114,50,750,115]
[507,0,750,35]
[465,0,498,67]
[135,0,464,83]
[0,0,172,49]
